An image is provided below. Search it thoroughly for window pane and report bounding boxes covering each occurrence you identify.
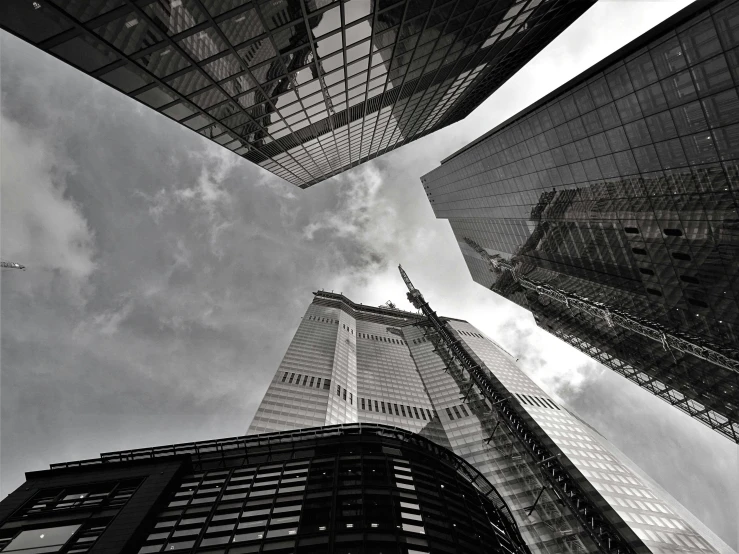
[4,525,81,553]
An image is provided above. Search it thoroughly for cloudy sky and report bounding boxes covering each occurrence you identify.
[1,1,737,549]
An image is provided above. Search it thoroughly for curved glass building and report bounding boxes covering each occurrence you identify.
[0,424,529,554]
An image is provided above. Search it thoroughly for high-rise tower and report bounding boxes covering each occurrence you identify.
[0,0,595,187]
[248,287,733,554]
[420,0,739,442]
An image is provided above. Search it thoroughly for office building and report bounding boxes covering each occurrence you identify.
[0,0,595,187]
[420,0,739,442]
[0,424,531,554]
[248,290,733,554]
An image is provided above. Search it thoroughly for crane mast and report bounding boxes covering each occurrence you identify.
[398,264,637,554]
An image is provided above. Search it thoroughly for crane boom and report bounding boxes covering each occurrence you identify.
[1,260,25,270]
[399,264,637,554]
[463,237,739,375]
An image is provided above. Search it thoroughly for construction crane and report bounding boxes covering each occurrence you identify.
[463,237,739,375]
[398,264,637,554]
[1,260,25,271]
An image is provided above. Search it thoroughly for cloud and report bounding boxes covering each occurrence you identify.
[0,115,97,306]
[1,1,735,548]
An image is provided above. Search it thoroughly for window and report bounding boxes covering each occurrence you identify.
[4,525,81,553]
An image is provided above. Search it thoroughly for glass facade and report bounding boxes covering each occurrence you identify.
[0,0,594,187]
[248,291,733,554]
[1,425,532,554]
[421,0,739,442]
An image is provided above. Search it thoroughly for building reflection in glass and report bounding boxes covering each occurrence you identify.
[1,0,595,186]
[422,0,739,442]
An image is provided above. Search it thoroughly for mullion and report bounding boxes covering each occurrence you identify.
[358,7,382,159]
[299,0,343,176]
[441,1,568,127]
[383,0,479,150]
[375,0,475,152]
[396,0,490,140]
[358,1,413,164]
[339,1,356,166]
[188,0,308,183]
[253,9,328,183]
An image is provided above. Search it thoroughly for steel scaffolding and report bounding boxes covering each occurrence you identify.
[463,237,739,443]
[399,264,637,554]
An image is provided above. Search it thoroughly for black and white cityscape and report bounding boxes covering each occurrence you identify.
[0,1,737,554]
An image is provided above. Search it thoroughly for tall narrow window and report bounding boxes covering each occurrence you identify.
[361,398,365,410]
[407,406,414,418]
[310,376,315,387]
[394,404,400,416]
[281,373,288,382]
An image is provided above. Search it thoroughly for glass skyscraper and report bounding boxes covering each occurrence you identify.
[248,290,733,554]
[420,0,739,442]
[0,424,532,554]
[0,0,594,187]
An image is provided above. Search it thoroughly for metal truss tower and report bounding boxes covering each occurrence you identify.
[399,264,638,554]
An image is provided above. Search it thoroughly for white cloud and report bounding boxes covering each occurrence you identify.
[303,165,389,241]
[0,115,96,305]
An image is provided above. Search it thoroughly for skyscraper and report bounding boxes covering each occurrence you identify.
[248,287,733,554]
[0,0,595,187]
[420,0,739,442]
[0,424,532,554]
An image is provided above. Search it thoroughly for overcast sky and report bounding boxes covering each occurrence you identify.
[1,1,737,550]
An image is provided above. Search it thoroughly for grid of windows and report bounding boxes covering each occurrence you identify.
[0,0,594,187]
[422,0,739,443]
[56,425,528,554]
[0,479,143,554]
